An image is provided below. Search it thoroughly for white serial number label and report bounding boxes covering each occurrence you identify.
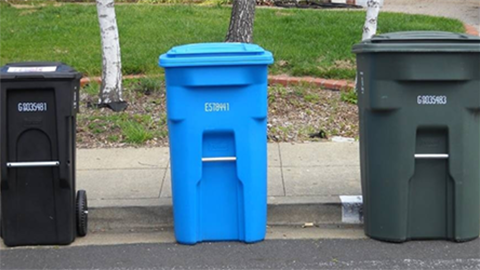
[417,95,447,105]
[18,102,48,112]
[205,102,230,112]
[8,66,57,73]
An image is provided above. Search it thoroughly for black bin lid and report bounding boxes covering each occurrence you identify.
[353,31,480,53]
[0,62,82,80]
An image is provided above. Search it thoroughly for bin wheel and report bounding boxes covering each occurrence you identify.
[76,190,88,237]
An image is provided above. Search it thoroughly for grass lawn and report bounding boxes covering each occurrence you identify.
[0,3,465,80]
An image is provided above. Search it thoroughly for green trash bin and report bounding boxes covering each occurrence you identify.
[353,31,480,243]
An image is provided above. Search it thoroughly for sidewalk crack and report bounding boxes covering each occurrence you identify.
[277,143,287,197]
[158,159,170,198]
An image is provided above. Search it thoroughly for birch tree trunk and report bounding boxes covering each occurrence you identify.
[96,0,127,112]
[355,0,383,94]
[360,0,384,40]
[225,0,256,43]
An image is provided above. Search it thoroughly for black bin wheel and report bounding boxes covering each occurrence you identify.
[76,190,88,237]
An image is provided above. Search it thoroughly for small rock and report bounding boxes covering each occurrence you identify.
[331,136,355,143]
[309,130,327,139]
[302,222,314,228]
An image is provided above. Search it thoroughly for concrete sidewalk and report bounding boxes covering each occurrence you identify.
[77,142,362,228]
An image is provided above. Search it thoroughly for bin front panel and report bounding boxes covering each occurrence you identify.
[355,50,480,242]
[6,88,59,244]
[0,76,79,246]
[165,64,268,244]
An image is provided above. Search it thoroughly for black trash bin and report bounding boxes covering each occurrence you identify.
[353,32,480,242]
[0,62,88,246]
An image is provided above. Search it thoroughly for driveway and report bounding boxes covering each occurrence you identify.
[382,0,479,31]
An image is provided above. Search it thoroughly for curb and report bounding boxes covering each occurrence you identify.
[80,75,355,91]
[268,75,354,91]
[465,23,479,36]
[80,74,146,88]
[88,197,360,233]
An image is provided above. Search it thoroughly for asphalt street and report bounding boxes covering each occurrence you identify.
[1,239,479,269]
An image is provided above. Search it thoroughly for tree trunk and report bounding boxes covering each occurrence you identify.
[355,0,383,94]
[225,0,256,43]
[96,0,127,112]
[361,0,384,40]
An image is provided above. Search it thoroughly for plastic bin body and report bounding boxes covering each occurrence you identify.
[159,43,273,244]
[353,32,480,242]
[0,62,81,246]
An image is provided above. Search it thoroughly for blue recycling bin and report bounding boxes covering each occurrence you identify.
[159,43,274,244]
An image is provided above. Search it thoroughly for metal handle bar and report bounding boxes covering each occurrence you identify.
[202,157,237,162]
[414,154,449,159]
[7,161,60,168]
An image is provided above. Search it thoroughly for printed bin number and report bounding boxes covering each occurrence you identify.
[18,102,48,112]
[417,95,447,105]
[205,102,230,112]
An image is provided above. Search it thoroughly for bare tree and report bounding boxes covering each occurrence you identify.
[226,0,256,43]
[361,0,384,40]
[96,0,127,112]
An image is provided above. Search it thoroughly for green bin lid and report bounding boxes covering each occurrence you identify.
[353,31,480,53]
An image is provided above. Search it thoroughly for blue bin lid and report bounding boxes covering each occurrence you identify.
[159,43,274,68]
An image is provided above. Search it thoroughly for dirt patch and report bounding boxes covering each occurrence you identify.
[275,11,293,16]
[333,59,356,70]
[77,80,359,148]
[77,78,168,148]
[268,84,358,142]
[19,9,38,15]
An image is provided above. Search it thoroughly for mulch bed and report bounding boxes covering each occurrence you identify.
[76,80,358,148]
